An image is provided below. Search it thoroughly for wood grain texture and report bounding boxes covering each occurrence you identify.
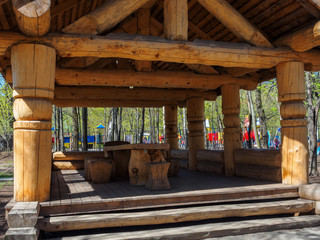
[198,0,273,48]
[53,151,104,161]
[222,85,241,176]
[53,68,259,90]
[165,105,178,150]
[11,44,55,202]
[38,199,314,232]
[277,62,309,185]
[274,21,320,52]
[299,184,320,200]
[187,97,205,170]
[54,87,217,102]
[12,0,51,36]
[62,0,151,34]
[234,149,281,167]
[1,33,320,69]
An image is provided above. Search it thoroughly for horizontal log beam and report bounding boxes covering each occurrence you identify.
[53,99,185,108]
[1,32,320,68]
[274,21,320,52]
[53,68,258,90]
[54,87,217,102]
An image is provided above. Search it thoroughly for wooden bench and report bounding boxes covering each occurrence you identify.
[104,144,171,188]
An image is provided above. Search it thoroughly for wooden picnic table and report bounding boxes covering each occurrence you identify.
[103,144,171,188]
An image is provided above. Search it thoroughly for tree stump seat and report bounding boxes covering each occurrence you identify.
[146,161,171,191]
[84,157,113,184]
[167,158,180,177]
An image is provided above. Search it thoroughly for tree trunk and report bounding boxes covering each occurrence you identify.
[247,91,261,149]
[82,107,88,151]
[70,107,79,151]
[183,107,187,149]
[117,107,122,141]
[306,72,320,176]
[255,84,268,148]
[59,108,64,151]
[140,108,145,143]
[53,105,58,151]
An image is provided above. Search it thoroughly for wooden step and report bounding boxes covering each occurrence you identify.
[46,215,320,240]
[38,199,314,232]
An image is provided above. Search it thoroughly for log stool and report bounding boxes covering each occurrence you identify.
[167,158,180,177]
[146,161,171,190]
[85,157,113,184]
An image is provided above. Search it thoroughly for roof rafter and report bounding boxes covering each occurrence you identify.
[296,0,320,19]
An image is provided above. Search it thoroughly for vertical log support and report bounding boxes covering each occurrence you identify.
[163,0,188,151]
[187,97,205,170]
[276,62,309,185]
[165,105,178,150]
[12,44,56,202]
[222,85,241,176]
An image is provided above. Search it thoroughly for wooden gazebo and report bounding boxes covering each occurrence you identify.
[2,0,320,238]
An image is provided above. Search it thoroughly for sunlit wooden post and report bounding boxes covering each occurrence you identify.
[12,44,56,201]
[222,84,241,176]
[276,61,309,185]
[187,97,205,170]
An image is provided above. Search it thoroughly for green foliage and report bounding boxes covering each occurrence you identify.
[0,77,13,138]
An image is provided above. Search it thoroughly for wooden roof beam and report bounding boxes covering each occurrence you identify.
[274,21,320,52]
[54,87,217,102]
[198,0,273,48]
[62,0,152,34]
[296,0,320,19]
[198,0,273,76]
[12,0,51,36]
[2,32,320,68]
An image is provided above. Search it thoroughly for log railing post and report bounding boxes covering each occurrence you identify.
[276,61,309,185]
[222,84,241,176]
[187,97,205,170]
[165,105,178,150]
[12,44,56,201]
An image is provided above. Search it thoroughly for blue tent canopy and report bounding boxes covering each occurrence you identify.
[96,124,105,129]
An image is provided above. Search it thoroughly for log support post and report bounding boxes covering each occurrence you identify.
[165,105,178,150]
[187,97,205,170]
[12,44,56,202]
[222,84,242,176]
[276,62,309,185]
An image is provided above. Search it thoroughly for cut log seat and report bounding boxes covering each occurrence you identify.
[85,157,113,183]
[146,161,171,191]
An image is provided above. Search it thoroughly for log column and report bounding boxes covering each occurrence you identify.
[276,62,309,185]
[222,84,242,176]
[12,44,56,201]
[187,97,205,170]
[165,105,178,150]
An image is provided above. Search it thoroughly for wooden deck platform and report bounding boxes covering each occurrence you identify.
[6,169,300,217]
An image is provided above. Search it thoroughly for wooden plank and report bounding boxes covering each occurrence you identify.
[38,199,315,232]
[40,215,320,239]
[62,0,151,34]
[53,151,104,161]
[235,164,282,182]
[234,149,281,167]
[170,149,188,160]
[104,143,170,151]
[0,5,10,30]
[197,149,224,163]
[54,87,217,102]
[296,0,320,18]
